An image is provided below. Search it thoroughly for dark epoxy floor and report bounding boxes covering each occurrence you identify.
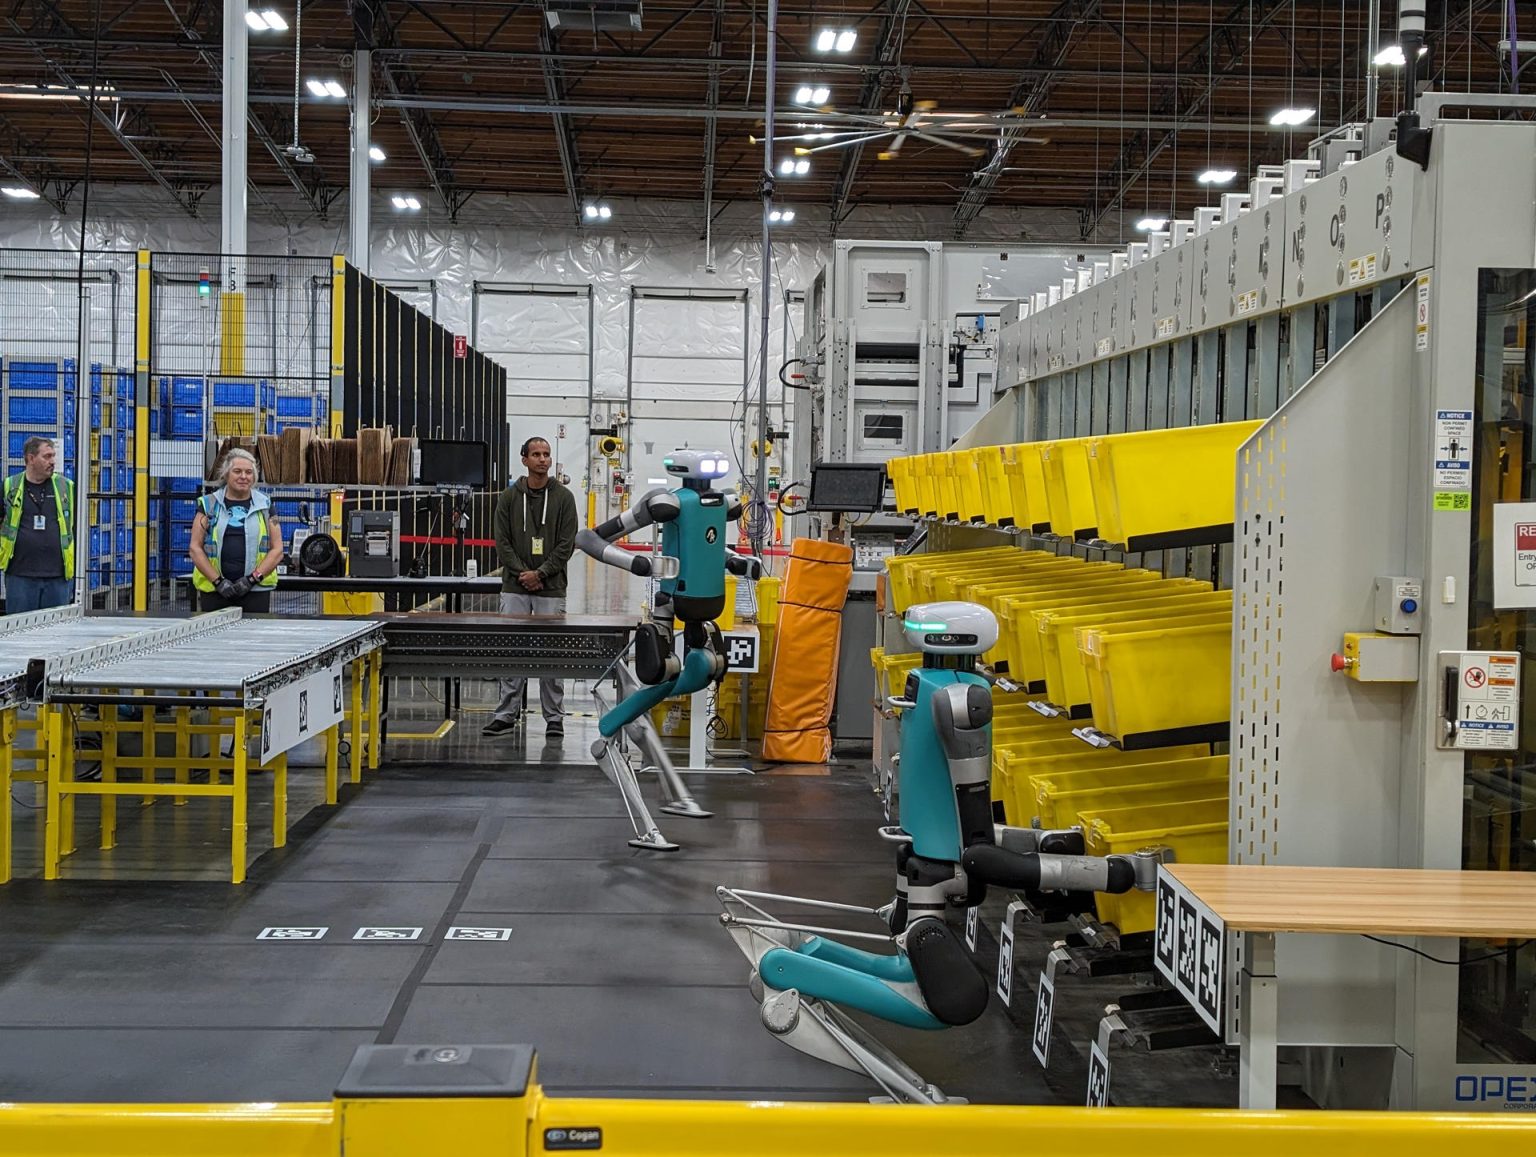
[1,560,1250,1109]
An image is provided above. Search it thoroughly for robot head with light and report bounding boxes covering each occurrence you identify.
[902,601,999,655]
[662,449,732,488]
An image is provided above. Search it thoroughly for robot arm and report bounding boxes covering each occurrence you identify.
[724,548,764,581]
[723,489,745,521]
[575,487,680,576]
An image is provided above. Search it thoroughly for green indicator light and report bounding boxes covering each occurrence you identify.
[903,619,948,632]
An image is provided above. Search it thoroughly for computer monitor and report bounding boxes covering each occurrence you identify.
[418,439,489,488]
[806,462,887,513]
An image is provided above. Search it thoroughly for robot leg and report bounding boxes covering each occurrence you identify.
[591,735,680,852]
[612,663,712,820]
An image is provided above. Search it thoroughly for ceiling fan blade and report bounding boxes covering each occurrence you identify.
[907,130,986,157]
[797,130,896,154]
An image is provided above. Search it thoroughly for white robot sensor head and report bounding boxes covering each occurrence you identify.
[901,601,999,655]
[662,449,732,484]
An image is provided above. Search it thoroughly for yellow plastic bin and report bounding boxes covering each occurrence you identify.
[1012,744,1212,823]
[975,445,1012,528]
[1030,754,1230,830]
[952,449,988,524]
[870,647,923,701]
[890,455,919,515]
[884,547,1025,612]
[912,454,941,519]
[1086,420,1264,550]
[1081,798,1230,934]
[1078,617,1233,744]
[1036,589,1228,713]
[1001,442,1051,531]
[921,553,1077,604]
[996,570,1191,683]
[933,451,963,521]
[1038,438,1098,539]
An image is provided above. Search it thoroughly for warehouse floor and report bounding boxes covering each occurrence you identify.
[0,560,1255,1107]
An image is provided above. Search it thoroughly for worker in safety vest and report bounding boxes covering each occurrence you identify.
[1,435,76,614]
[189,448,283,612]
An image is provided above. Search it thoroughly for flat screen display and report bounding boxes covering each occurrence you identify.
[418,439,489,487]
[806,463,887,513]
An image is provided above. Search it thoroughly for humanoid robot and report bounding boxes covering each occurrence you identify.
[577,448,763,851]
[719,600,1147,1101]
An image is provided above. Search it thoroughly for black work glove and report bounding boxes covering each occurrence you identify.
[230,574,256,599]
[215,577,240,599]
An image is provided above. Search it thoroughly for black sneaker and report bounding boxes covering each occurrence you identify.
[482,718,518,737]
[545,719,564,740]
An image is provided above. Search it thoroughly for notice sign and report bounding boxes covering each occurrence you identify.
[1491,503,1536,610]
[1448,650,1520,751]
[1416,273,1432,351]
[1432,409,1473,512]
[453,334,468,359]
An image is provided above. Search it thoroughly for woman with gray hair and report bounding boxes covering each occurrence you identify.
[188,448,284,612]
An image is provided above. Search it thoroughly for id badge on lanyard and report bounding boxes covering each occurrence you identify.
[525,488,548,557]
[32,515,46,532]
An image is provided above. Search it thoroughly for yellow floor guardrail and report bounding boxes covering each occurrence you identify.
[8,1085,1536,1157]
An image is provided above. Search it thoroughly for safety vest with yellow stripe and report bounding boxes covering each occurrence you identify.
[191,488,279,593]
[0,472,75,580]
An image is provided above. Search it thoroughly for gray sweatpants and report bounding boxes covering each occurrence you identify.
[493,592,566,723]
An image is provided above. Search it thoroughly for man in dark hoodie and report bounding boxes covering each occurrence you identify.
[485,436,579,739]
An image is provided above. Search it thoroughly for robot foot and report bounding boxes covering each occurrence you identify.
[628,828,681,852]
[757,988,956,1104]
[659,798,714,819]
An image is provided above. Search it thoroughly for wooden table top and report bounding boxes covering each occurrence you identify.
[1165,863,1536,939]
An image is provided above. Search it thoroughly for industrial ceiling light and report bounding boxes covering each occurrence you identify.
[308,79,346,98]
[1373,43,1429,67]
[0,83,119,102]
[584,202,613,221]
[778,157,810,176]
[1,186,40,199]
[794,85,831,106]
[391,195,421,211]
[1135,217,1168,231]
[769,208,796,223]
[305,79,328,97]
[368,145,386,162]
[246,9,288,31]
[1268,107,1316,127]
[815,27,856,52]
[1196,168,1238,185]
[325,80,346,98]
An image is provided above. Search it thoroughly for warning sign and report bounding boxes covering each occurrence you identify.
[1449,651,1519,751]
[1416,273,1432,351]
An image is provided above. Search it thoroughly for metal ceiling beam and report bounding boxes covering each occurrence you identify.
[829,0,913,229]
[0,109,71,211]
[701,0,724,243]
[1084,0,1299,238]
[157,0,340,218]
[951,0,1101,239]
[5,0,206,216]
[366,0,472,219]
[538,20,585,224]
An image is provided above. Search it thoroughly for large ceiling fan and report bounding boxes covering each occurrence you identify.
[765,84,1051,163]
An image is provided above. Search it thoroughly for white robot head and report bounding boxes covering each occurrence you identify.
[901,601,999,655]
[662,449,732,485]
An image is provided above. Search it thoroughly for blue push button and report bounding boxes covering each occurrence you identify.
[1401,598,1418,614]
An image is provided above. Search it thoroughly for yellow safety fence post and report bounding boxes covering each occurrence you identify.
[350,657,364,784]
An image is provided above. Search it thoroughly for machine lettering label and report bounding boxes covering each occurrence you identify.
[544,1126,603,1150]
[298,689,309,734]
[334,674,344,713]
[1176,896,1199,994]
[1455,1075,1536,1108]
[964,905,978,952]
[445,927,513,941]
[353,927,423,941]
[1086,1040,1111,1107]
[704,527,718,544]
[257,926,327,940]
[1031,972,1055,1067]
[723,632,759,673]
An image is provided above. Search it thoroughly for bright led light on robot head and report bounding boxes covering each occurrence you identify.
[902,601,999,655]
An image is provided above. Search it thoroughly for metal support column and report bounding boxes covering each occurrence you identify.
[349,50,372,275]
[132,251,150,610]
[220,0,249,376]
